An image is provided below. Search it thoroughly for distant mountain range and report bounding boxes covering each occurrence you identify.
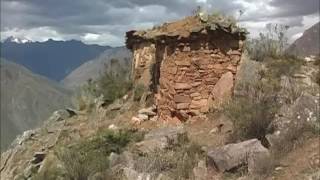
[0,38,110,81]
[287,22,320,57]
[1,59,71,150]
[63,47,132,89]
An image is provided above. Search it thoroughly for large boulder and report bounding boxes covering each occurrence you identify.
[267,93,319,147]
[207,139,270,173]
[212,71,234,108]
[49,108,76,122]
[234,53,263,97]
[135,126,187,154]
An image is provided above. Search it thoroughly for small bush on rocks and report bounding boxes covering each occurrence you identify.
[224,94,277,144]
[133,84,147,102]
[56,129,144,180]
[71,60,132,111]
[72,79,97,111]
[246,23,294,62]
[134,142,204,179]
[96,67,132,105]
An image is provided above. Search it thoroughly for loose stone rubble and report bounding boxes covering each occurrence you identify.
[132,106,157,123]
[135,126,187,154]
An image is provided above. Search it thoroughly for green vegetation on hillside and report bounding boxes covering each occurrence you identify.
[72,59,132,111]
[34,129,144,180]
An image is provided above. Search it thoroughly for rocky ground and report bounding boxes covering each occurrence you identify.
[1,55,319,180]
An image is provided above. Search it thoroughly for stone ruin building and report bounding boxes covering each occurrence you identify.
[126,15,246,122]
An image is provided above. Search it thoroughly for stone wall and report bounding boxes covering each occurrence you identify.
[155,40,242,121]
[132,33,243,121]
[132,42,156,88]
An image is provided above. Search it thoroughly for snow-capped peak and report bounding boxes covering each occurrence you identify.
[5,36,32,43]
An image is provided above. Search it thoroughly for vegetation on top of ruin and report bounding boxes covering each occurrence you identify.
[126,12,247,49]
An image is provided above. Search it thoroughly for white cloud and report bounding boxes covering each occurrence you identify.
[291,32,303,41]
[82,33,100,41]
[1,27,65,42]
[80,32,123,46]
[1,0,318,46]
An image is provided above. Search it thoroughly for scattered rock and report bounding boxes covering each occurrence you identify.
[209,127,219,134]
[293,73,309,79]
[108,124,119,131]
[150,115,158,122]
[136,126,187,154]
[304,56,316,62]
[138,108,157,116]
[107,100,123,111]
[15,130,36,145]
[138,114,149,121]
[134,106,158,122]
[207,139,270,174]
[49,109,75,122]
[131,116,142,125]
[122,94,129,101]
[109,152,120,167]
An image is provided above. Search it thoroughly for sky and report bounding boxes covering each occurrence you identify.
[1,0,319,47]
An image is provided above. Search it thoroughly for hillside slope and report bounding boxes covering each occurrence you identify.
[0,59,71,150]
[287,22,320,57]
[62,47,132,89]
[0,39,110,81]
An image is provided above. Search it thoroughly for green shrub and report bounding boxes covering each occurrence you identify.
[135,142,203,179]
[96,65,132,105]
[72,60,133,111]
[224,95,277,144]
[225,56,304,145]
[133,84,146,102]
[72,80,96,111]
[264,57,304,78]
[270,122,312,158]
[32,154,64,180]
[56,129,144,180]
[224,68,281,144]
[246,23,290,61]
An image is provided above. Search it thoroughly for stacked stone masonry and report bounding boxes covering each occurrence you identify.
[126,16,246,122]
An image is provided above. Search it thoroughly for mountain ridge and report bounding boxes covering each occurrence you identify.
[0,39,111,81]
[62,46,132,89]
[287,22,320,57]
[1,59,72,150]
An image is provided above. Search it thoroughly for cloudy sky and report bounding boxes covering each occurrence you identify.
[1,0,319,46]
